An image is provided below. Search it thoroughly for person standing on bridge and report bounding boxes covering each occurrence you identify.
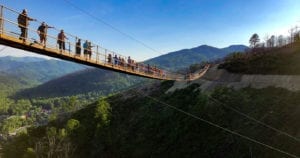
[17,9,36,42]
[83,40,88,58]
[37,22,54,47]
[87,41,93,60]
[57,30,68,51]
[147,64,150,74]
[75,39,81,56]
[114,54,118,65]
[127,56,131,69]
[108,54,112,64]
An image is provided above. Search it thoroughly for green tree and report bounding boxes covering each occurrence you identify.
[0,116,24,134]
[22,148,36,158]
[294,32,300,42]
[249,33,260,48]
[2,133,31,158]
[60,96,79,113]
[0,96,13,114]
[94,98,111,125]
[69,96,78,108]
[66,119,80,133]
[10,100,32,115]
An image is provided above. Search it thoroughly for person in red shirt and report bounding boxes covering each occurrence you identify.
[57,30,68,51]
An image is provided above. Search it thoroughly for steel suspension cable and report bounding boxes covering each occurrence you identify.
[62,0,185,76]
[63,0,162,55]
[132,89,300,158]
[208,96,300,143]
[0,5,180,80]
[54,80,153,117]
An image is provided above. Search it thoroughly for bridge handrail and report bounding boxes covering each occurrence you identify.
[0,4,202,81]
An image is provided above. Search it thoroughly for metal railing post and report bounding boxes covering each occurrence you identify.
[110,51,113,65]
[0,5,3,34]
[104,49,107,64]
[75,37,78,57]
[68,41,71,55]
[96,46,99,63]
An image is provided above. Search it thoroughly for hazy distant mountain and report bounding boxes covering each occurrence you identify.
[0,56,45,63]
[0,56,45,71]
[17,68,144,98]
[147,44,248,70]
[222,45,249,54]
[0,56,86,86]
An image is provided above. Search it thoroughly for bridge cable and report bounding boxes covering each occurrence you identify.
[208,96,300,143]
[63,0,163,56]
[62,0,185,76]
[53,80,154,117]
[132,89,300,158]
[41,80,299,157]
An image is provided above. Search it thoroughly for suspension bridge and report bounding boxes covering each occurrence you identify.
[0,5,209,81]
[1,5,300,158]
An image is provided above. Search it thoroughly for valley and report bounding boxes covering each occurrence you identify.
[1,1,300,157]
[1,42,300,157]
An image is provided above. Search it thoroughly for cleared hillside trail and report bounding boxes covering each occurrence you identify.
[168,63,300,93]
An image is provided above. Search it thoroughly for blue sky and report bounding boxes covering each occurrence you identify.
[0,0,300,61]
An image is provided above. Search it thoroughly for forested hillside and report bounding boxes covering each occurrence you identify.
[16,68,146,98]
[0,73,24,114]
[0,56,86,137]
[1,0,299,157]
[0,73,24,94]
[3,44,300,158]
[219,43,300,75]
[0,56,85,86]
[2,81,300,157]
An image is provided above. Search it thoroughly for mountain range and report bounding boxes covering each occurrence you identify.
[146,44,248,70]
[1,44,247,98]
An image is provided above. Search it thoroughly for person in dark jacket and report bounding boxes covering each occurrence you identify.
[37,22,54,46]
[87,41,93,60]
[83,40,88,58]
[57,30,68,51]
[108,54,112,64]
[17,9,36,42]
[75,39,81,56]
[114,55,118,65]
